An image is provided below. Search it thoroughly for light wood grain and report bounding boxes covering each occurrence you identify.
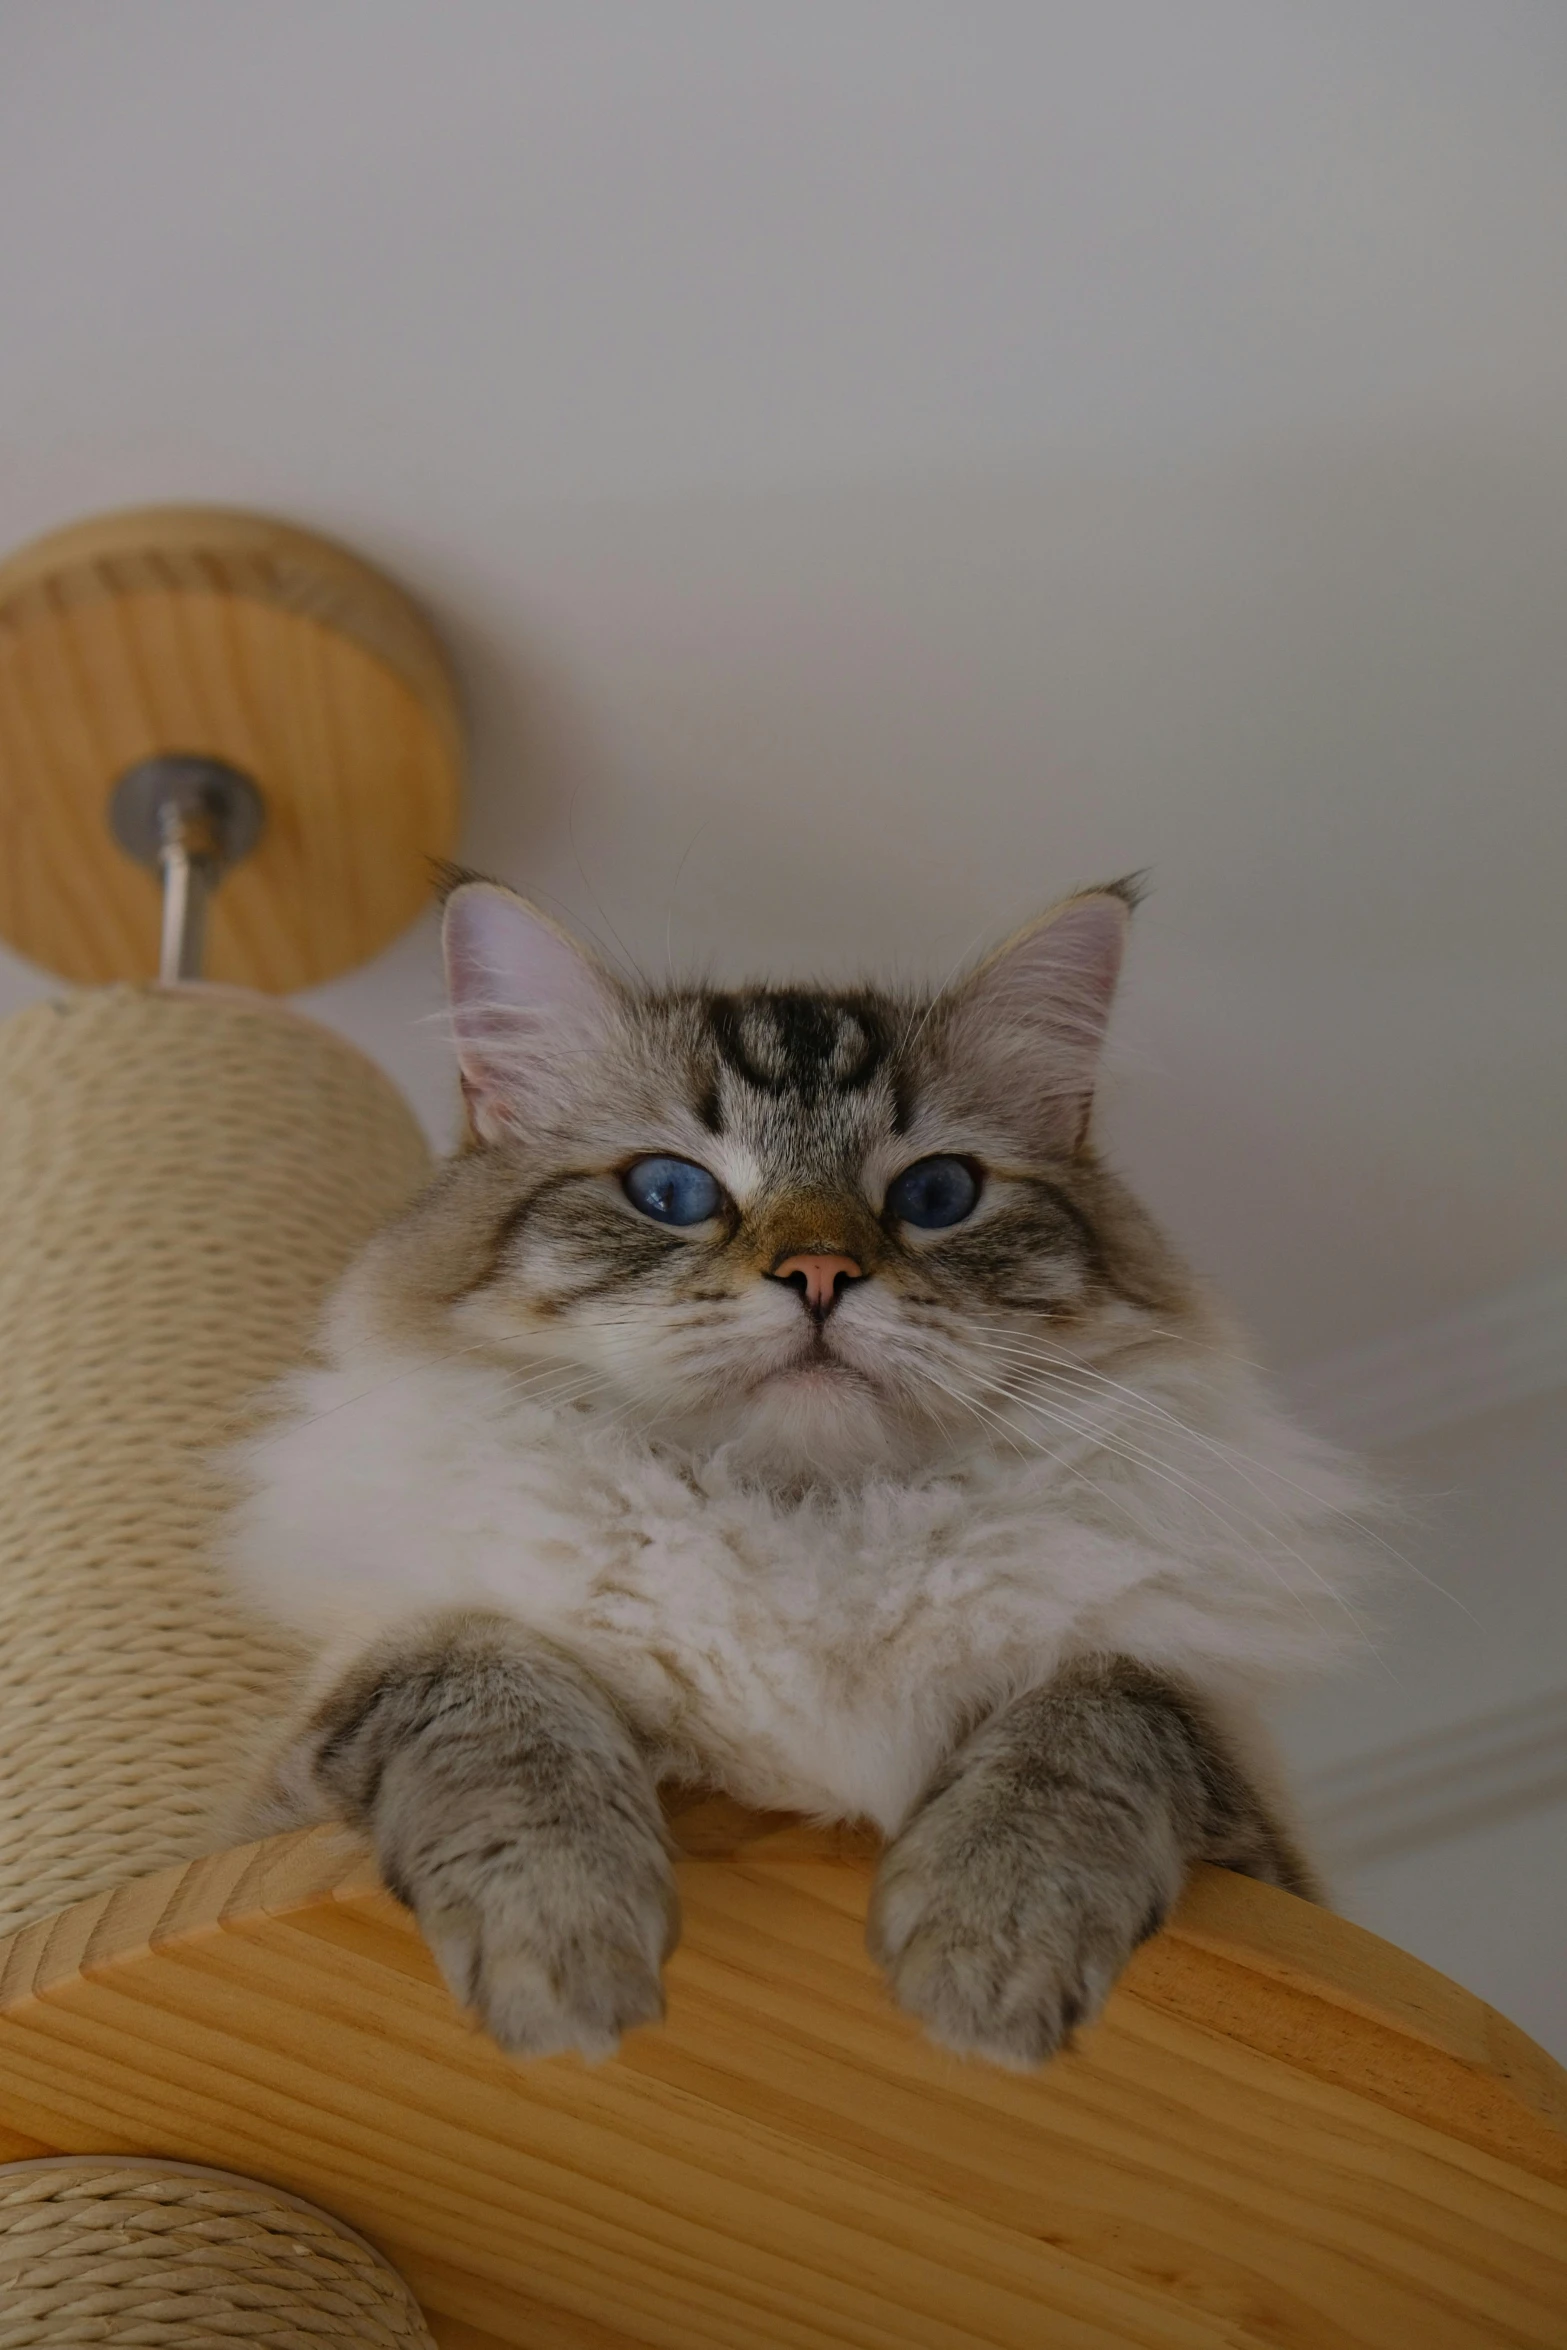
[0,1809,1562,2348]
[0,505,463,990]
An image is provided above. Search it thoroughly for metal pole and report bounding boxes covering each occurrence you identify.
[156,800,217,983]
[108,757,266,983]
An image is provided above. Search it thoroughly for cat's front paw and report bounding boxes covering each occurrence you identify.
[867,1787,1178,2070]
[397,1823,679,2062]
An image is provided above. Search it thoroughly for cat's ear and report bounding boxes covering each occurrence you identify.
[944,885,1135,1154]
[442,882,622,1142]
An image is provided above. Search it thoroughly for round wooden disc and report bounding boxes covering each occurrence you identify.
[0,507,463,992]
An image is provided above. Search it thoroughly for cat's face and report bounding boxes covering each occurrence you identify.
[374,883,1189,1480]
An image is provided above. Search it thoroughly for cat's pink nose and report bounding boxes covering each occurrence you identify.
[771,1252,863,1316]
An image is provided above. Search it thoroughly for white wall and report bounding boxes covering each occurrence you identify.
[1281,1390,1567,2058]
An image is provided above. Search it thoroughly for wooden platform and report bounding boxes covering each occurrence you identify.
[1,1803,1563,2348]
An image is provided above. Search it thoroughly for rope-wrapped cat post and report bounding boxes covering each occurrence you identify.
[0,985,431,1940]
[0,2160,435,2348]
[0,508,454,2344]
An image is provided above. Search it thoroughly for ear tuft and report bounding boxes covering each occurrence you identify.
[442,883,619,1142]
[1100,870,1149,913]
[431,857,491,903]
[947,889,1132,1153]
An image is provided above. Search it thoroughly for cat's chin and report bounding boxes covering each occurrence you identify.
[718,1361,910,1484]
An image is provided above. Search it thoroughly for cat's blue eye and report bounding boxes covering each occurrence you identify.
[885,1155,980,1230]
[622,1156,722,1226]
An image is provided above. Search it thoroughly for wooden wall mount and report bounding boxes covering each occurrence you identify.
[0,507,462,992]
[1,1801,1563,2349]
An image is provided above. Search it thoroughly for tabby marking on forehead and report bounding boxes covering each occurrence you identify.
[709,992,892,1098]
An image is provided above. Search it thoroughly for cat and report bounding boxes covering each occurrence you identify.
[221,876,1371,2070]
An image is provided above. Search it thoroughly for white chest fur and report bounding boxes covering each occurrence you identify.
[224,1348,1369,1831]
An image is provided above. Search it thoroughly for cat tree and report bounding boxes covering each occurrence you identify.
[0,508,1561,2349]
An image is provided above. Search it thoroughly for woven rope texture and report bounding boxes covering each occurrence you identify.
[0,2160,436,2346]
[0,987,431,1939]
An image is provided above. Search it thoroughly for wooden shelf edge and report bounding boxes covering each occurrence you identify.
[2,1813,1564,2191]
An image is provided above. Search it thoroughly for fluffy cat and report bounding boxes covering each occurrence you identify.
[222,877,1370,2069]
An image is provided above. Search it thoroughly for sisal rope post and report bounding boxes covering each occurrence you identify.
[0,2159,437,2347]
[0,985,431,1938]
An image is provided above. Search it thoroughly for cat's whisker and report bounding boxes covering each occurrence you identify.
[497,1370,610,1411]
[966,1331,1337,1490]
[235,1332,578,1452]
[958,1329,1469,1621]
[914,1366,1037,1463]
[1113,1320,1274,1372]
[947,1343,1347,1566]
[958,1364,1390,1666]
[944,1308,1275,1375]
[908,1353,1236,1547]
[963,1359,1350,1577]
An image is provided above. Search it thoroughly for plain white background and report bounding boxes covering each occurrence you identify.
[1,2,1563,2049]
